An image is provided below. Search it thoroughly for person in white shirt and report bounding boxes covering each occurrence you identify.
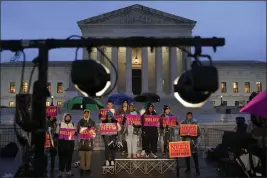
[122,103,140,158]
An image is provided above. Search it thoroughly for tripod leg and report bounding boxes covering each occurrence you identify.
[176,158,179,178]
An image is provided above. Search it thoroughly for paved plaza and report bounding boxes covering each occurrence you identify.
[0,151,221,178]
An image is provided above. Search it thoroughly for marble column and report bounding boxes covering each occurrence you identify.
[155,47,165,96]
[111,47,118,93]
[125,47,133,95]
[97,47,101,62]
[169,47,177,95]
[141,47,149,93]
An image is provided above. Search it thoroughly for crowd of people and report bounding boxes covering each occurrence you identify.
[45,100,201,177]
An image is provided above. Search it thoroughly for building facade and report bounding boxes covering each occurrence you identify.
[0,4,266,107]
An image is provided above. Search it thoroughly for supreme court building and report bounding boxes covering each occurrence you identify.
[78,4,194,96]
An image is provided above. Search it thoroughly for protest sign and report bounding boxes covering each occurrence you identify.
[46,106,57,117]
[59,128,76,140]
[79,127,96,139]
[162,116,177,128]
[115,115,123,124]
[99,109,114,121]
[45,134,51,148]
[180,124,198,136]
[125,114,141,126]
[169,141,191,158]
[99,123,117,135]
[143,115,160,127]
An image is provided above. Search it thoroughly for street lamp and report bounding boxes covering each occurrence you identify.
[220,96,223,106]
[51,96,54,106]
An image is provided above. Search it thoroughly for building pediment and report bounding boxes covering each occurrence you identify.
[77,4,196,26]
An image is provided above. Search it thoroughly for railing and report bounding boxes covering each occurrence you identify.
[0,124,230,150]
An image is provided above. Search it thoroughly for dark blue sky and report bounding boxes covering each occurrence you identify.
[1,1,266,62]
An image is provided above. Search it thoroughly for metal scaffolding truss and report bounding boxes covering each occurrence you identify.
[114,158,177,174]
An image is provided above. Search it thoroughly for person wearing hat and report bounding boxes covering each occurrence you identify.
[159,105,178,156]
[102,111,122,166]
[179,112,200,175]
[141,103,158,158]
[76,109,96,173]
[116,100,131,156]
[122,102,140,158]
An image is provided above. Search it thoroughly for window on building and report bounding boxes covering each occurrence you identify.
[221,82,227,93]
[256,82,262,92]
[22,82,28,93]
[235,101,240,106]
[57,82,63,93]
[222,101,227,106]
[46,101,50,106]
[47,82,51,92]
[10,82,16,93]
[9,101,15,107]
[212,101,215,106]
[57,100,62,107]
[233,82,238,93]
[244,82,250,93]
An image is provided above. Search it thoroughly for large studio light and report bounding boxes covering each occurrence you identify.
[173,64,218,108]
[71,59,111,97]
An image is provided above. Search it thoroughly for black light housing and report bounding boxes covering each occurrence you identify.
[71,59,111,97]
[174,63,218,108]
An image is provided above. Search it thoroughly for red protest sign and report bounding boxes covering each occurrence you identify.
[79,127,96,139]
[45,134,51,148]
[169,141,191,158]
[59,128,76,140]
[126,114,141,126]
[162,116,177,128]
[46,106,57,117]
[99,123,117,135]
[144,115,160,127]
[99,109,111,121]
[180,124,198,136]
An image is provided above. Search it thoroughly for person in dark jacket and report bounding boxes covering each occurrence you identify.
[179,112,200,175]
[141,103,158,158]
[159,105,178,156]
[56,113,75,177]
[102,111,122,166]
[235,117,248,133]
[77,109,96,173]
[45,116,58,173]
[116,100,130,156]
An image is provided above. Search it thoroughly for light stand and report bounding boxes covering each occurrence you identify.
[220,96,223,106]
[0,36,225,177]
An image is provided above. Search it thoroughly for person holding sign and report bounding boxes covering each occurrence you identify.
[56,113,76,177]
[44,116,58,174]
[159,105,178,156]
[116,100,130,156]
[122,103,140,159]
[102,111,122,166]
[99,100,115,121]
[76,109,96,173]
[179,112,201,175]
[141,103,158,159]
